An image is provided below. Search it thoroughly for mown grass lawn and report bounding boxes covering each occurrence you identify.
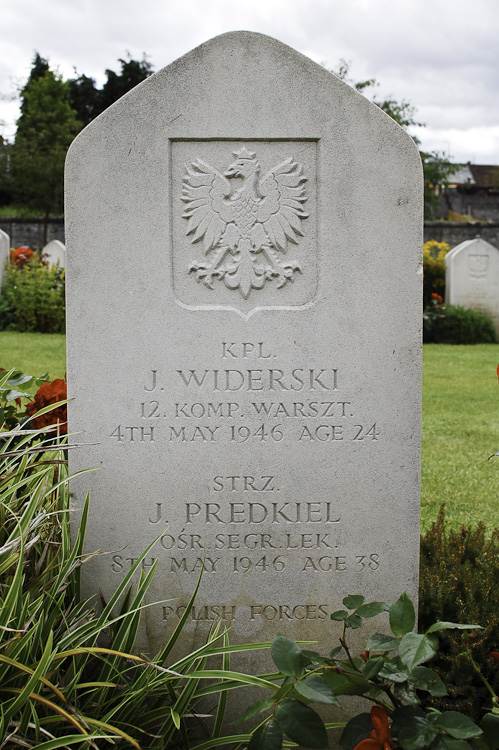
[0,331,66,379]
[421,343,499,531]
[1,332,498,530]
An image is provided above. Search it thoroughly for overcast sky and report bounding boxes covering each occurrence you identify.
[2,0,499,164]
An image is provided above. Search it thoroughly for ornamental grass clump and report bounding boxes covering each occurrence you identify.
[0,379,273,749]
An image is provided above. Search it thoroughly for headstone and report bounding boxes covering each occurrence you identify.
[0,229,9,290]
[66,32,422,669]
[42,239,66,268]
[445,237,499,332]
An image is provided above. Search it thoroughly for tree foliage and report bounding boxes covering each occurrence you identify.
[10,65,81,227]
[68,54,153,127]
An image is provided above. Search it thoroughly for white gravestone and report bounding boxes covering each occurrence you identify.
[42,239,66,268]
[0,229,9,290]
[66,32,422,666]
[445,237,499,332]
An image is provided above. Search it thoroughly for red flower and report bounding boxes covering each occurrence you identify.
[487,651,499,663]
[10,247,34,266]
[354,706,392,750]
[497,364,499,383]
[25,379,67,433]
[431,292,443,304]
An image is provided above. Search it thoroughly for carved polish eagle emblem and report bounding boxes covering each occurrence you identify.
[181,147,309,299]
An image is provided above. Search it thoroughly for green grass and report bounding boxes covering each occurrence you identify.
[421,343,499,531]
[0,331,66,379]
[0,333,497,531]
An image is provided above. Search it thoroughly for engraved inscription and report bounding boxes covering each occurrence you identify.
[182,147,308,298]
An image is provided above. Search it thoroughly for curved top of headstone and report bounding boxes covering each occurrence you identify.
[445,236,499,266]
[67,30,420,166]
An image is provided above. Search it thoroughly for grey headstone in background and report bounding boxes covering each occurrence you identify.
[42,239,66,268]
[0,229,9,290]
[66,32,422,670]
[446,237,499,332]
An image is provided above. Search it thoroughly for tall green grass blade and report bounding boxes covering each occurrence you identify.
[2,631,54,723]
[212,630,230,739]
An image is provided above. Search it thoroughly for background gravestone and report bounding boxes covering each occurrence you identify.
[66,32,422,665]
[0,229,9,290]
[445,237,499,332]
[42,239,66,268]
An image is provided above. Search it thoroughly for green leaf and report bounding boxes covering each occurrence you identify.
[7,372,33,386]
[322,670,370,696]
[329,646,342,658]
[330,610,348,621]
[390,591,416,636]
[480,712,499,749]
[439,739,476,750]
[366,632,401,651]
[339,713,372,750]
[355,601,386,617]
[362,656,385,679]
[170,708,180,730]
[399,632,439,669]
[434,712,482,739]
[5,389,29,402]
[275,699,328,748]
[412,666,447,697]
[426,621,481,634]
[248,720,282,750]
[234,699,276,725]
[271,635,304,677]
[301,650,328,666]
[343,594,365,609]
[379,659,411,683]
[344,614,362,629]
[398,715,439,749]
[295,674,340,706]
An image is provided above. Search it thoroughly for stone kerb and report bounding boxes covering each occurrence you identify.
[445,237,499,332]
[65,31,422,682]
[0,229,9,291]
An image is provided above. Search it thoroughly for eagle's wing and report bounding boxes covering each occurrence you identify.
[256,158,309,252]
[181,159,236,254]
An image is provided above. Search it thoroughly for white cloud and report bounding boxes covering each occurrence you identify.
[0,0,498,163]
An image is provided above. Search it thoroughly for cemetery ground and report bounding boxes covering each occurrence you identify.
[1,331,498,532]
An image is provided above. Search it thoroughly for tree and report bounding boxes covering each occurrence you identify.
[10,68,81,240]
[100,54,153,111]
[332,60,455,218]
[68,73,101,128]
[68,54,153,127]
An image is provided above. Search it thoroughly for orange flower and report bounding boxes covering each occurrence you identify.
[354,706,392,750]
[25,379,67,433]
[487,651,499,663]
[11,246,34,266]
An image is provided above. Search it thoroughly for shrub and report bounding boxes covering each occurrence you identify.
[1,253,65,333]
[423,240,450,309]
[419,506,499,721]
[423,304,498,344]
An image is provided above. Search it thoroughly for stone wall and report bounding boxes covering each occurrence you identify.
[424,221,499,249]
[2,217,498,253]
[0,218,65,249]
